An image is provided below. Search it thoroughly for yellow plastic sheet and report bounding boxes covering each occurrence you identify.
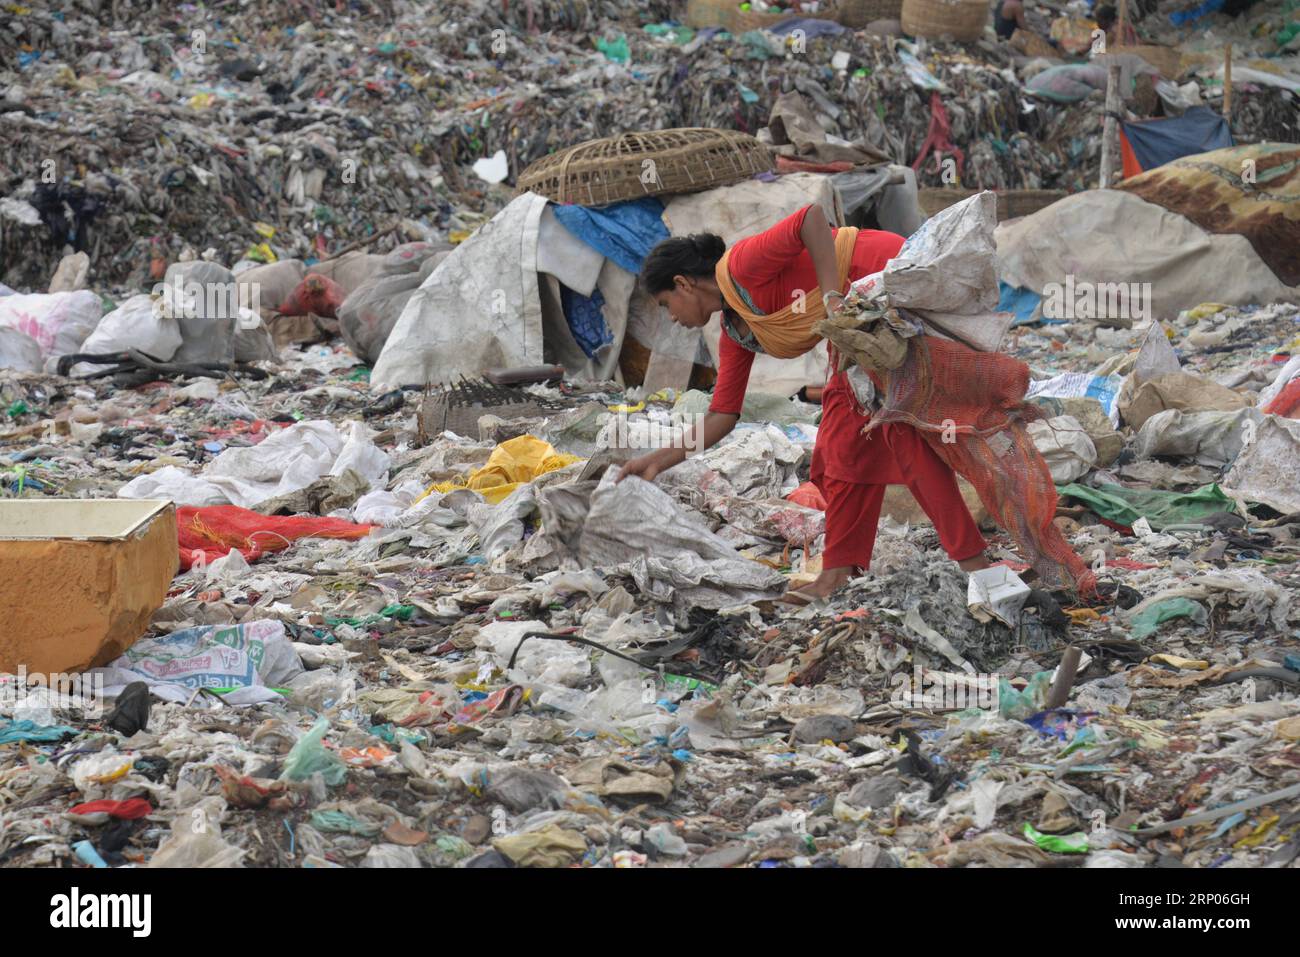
[418,435,582,505]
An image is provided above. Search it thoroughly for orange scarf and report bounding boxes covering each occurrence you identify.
[714,227,859,359]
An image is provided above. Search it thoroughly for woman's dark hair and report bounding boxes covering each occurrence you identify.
[1095,3,1116,27]
[640,233,726,294]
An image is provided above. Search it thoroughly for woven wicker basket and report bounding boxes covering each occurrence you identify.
[685,0,840,33]
[900,0,988,41]
[516,128,775,206]
[919,188,1067,221]
[839,0,903,27]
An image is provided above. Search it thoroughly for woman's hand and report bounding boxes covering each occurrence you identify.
[617,448,675,483]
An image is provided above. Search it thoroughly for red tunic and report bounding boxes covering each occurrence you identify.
[708,205,906,484]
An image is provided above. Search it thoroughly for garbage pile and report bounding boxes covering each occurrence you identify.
[6,0,1296,291]
[1,5,1299,872]
[2,171,1299,868]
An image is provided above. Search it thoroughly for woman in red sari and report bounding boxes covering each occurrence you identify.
[620,205,990,604]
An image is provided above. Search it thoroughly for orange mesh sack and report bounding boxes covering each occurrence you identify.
[178,505,373,570]
[867,336,1096,594]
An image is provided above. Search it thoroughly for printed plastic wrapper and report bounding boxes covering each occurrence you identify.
[1027,372,1123,427]
[87,620,303,705]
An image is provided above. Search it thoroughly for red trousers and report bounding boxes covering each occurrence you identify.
[811,369,985,571]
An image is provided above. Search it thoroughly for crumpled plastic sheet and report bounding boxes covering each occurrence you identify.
[539,471,787,610]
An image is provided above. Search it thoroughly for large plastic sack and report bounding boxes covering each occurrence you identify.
[881,192,999,315]
[1133,407,1264,468]
[1027,372,1123,427]
[0,325,43,372]
[1027,395,1123,466]
[0,290,101,362]
[1026,64,1107,103]
[234,258,307,312]
[1026,415,1097,483]
[161,261,238,364]
[72,294,182,374]
[538,471,787,611]
[309,250,385,297]
[855,191,1011,352]
[371,194,549,391]
[339,250,445,364]
[1119,371,1249,430]
[119,420,390,508]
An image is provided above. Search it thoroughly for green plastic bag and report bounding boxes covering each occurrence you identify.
[280,717,347,786]
[1129,597,1207,639]
[595,36,629,63]
[1056,483,1234,531]
[1024,822,1089,853]
[999,672,1052,720]
[309,810,380,836]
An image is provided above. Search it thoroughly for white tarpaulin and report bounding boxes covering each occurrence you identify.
[371,192,548,390]
[997,190,1298,316]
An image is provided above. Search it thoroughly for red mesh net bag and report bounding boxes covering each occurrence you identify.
[867,336,1096,595]
[177,505,373,570]
[277,273,345,318]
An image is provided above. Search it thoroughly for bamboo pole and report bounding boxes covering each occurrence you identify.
[1223,43,1233,119]
[1117,0,1128,49]
[1099,62,1123,188]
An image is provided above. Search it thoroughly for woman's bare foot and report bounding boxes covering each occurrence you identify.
[958,554,992,573]
[778,565,856,605]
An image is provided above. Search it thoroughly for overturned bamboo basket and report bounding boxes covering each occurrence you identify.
[900,0,988,41]
[839,0,904,27]
[516,128,775,206]
[919,187,1068,221]
[684,0,840,33]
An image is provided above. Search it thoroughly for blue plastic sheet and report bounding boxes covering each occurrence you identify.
[1121,107,1233,173]
[0,719,78,745]
[1170,0,1225,26]
[551,197,669,276]
[998,282,1046,326]
[560,285,612,359]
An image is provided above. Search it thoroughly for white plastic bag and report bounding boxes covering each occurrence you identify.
[1026,415,1097,483]
[0,325,43,372]
[72,294,183,374]
[0,290,101,361]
